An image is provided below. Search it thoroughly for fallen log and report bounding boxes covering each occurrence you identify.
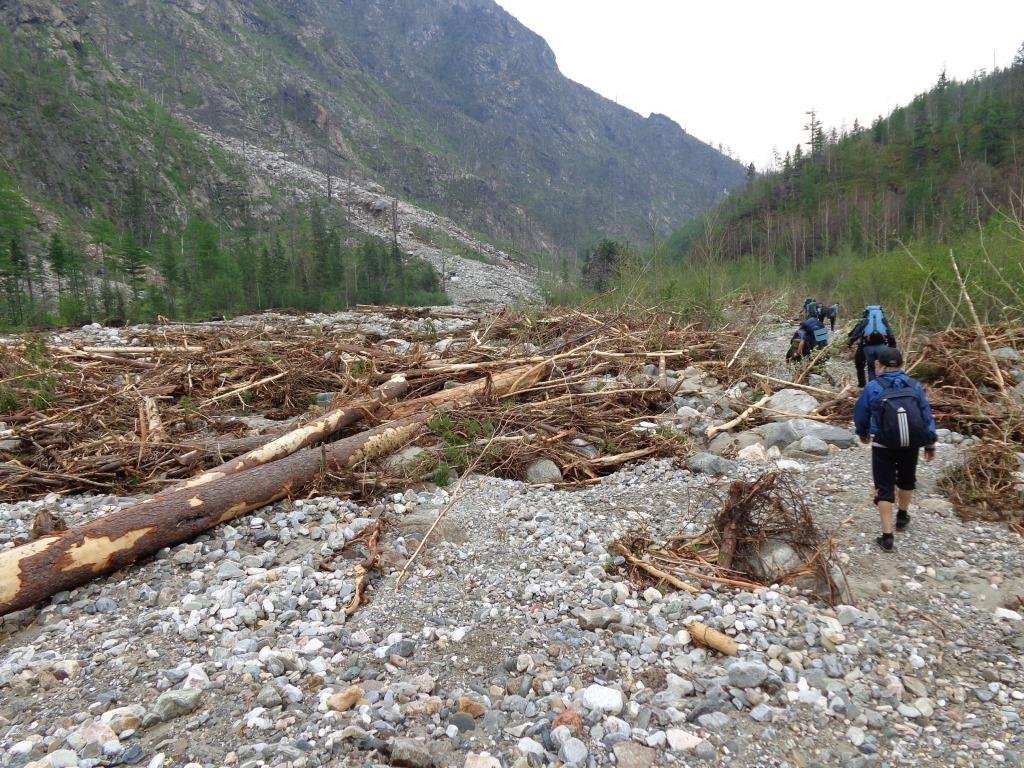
[0,414,429,617]
[50,346,205,355]
[175,376,408,490]
[687,620,739,656]
[387,363,547,418]
[0,364,549,616]
[139,397,167,444]
[175,434,287,469]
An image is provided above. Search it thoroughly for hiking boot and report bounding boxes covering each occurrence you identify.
[876,533,894,552]
[895,510,910,531]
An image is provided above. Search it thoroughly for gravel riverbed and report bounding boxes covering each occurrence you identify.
[2,314,1022,768]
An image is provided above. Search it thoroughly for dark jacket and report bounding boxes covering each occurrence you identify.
[854,371,938,446]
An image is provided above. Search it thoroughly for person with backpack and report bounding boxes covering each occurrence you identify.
[847,304,896,386]
[794,315,829,359]
[804,298,817,319]
[815,301,827,324]
[853,347,937,552]
[827,303,839,331]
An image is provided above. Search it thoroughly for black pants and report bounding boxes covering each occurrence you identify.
[854,346,866,387]
[829,316,836,331]
[872,445,920,504]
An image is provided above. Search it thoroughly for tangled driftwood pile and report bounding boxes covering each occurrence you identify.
[0,309,741,500]
[938,443,1024,523]
[614,473,849,605]
[0,307,757,615]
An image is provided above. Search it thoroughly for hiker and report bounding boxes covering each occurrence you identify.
[785,331,804,364]
[827,302,839,331]
[853,346,937,551]
[847,304,896,386]
[787,316,829,362]
[815,301,827,324]
[803,298,817,319]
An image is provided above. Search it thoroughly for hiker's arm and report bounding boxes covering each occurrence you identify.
[853,389,872,439]
[917,384,939,447]
[847,320,865,346]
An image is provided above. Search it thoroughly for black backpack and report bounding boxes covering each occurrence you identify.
[874,378,929,448]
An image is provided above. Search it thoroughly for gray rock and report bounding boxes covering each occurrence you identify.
[150,689,201,722]
[836,605,862,626]
[755,419,857,449]
[559,737,589,765]
[578,607,622,630]
[735,431,763,449]
[795,435,830,455]
[727,660,769,689]
[763,389,820,419]
[707,433,736,456]
[449,712,476,733]
[749,703,775,722]
[94,597,118,613]
[388,639,417,658]
[388,737,434,767]
[384,446,432,472]
[695,741,718,761]
[686,452,737,476]
[747,539,804,583]
[696,711,731,731]
[525,458,563,484]
[256,685,282,708]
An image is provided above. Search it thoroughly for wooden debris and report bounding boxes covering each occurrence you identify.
[687,621,738,656]
[0,415,431,616]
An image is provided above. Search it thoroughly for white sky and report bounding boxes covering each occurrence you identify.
[496,1,1024,170]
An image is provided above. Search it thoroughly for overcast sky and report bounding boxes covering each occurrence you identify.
[496,1,1024,170]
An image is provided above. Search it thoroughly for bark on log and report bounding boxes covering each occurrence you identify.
[176,434,284,469]
[0,414,429,616]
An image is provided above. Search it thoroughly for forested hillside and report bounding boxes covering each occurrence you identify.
[675,51,1024,268]
[573,48,1024,327]
[0,12,444,326]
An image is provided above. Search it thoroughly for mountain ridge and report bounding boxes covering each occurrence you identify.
[2,0,744,253]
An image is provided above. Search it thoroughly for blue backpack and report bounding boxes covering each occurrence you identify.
[802,318,829,349]
[862,305,888,344]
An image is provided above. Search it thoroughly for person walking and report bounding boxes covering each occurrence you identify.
[793,315,829,359]
[853,347,938,551]
[827,303,839,332]
[847,304,896,386]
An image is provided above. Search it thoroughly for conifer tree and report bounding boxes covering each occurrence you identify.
[46,233,68,296]
[119,234,148,301]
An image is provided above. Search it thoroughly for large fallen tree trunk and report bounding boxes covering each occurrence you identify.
[0,415,429,616]
[175,375,409,490]
[0,363,548,616]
